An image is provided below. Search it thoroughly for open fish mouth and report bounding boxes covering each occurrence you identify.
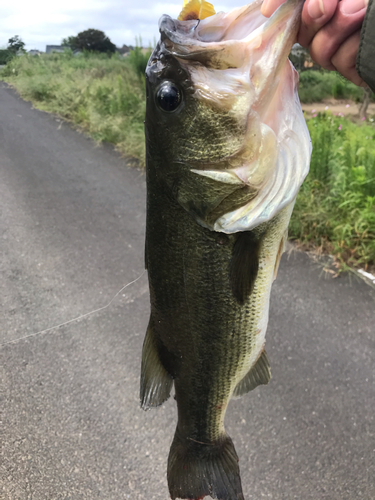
[147,0,311,233]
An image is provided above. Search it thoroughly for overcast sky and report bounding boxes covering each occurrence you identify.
[0,0,243,52]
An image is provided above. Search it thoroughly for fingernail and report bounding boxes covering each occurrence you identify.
[307,0,325,19]
[261,0,270,15]
[341,0,368,14]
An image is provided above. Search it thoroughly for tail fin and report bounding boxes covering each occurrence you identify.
[168,430,244,500]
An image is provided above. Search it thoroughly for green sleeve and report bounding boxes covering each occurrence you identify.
[357,0,375,92]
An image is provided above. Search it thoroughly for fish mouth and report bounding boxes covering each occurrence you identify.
[150,0,311,233]
[159,0,267,44]
[153,0,303,112]
[158,0,299,67]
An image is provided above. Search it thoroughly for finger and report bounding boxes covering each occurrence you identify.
[261,0,285,17]
[298,0,338,47]
[331,31,367,86]
[309,0,368,70]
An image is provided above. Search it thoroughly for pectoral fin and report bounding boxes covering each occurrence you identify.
[140,319,173,409]
[175,169,242,227]
[233,350,271,397]
[230,231,260,305]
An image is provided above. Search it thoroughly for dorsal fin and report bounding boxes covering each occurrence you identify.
[178,0,216,21]
[230,231,260,305]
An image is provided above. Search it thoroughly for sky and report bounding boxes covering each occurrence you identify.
[0,0,243,52]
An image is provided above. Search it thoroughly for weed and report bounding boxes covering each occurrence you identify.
[291,113,375,270]
[127,37,152,77]
[1,55,374,270]
[1,52,147,163]
[298,70,365,103]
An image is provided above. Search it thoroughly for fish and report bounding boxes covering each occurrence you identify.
[140,0,311,499]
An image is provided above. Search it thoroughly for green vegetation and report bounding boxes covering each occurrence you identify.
[0,54,374,270]
[7,35,26,55]
[0,49,13,65]
[62,29,116,54]
[0,35,26,64]
[290,113,375,270]
[299,70,365,103]
[127,39,151,77]
[0,51,150,161]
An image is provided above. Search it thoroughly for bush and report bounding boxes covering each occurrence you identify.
[0,49,13,65]
[298,70,364,103]
[290,113,375,269]
[0,52,147,162]
[127,39,152,77]
[332,80,345,99]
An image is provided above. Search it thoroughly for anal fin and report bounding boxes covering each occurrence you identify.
[140,319,173,410]
[233,350,271,398]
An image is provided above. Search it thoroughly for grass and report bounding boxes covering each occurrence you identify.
[290,112,375,271]
[1,54,374,271]
[0,50,150,162]
[298,70,366,103]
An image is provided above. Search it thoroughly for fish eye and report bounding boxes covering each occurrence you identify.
[156,81,182,112]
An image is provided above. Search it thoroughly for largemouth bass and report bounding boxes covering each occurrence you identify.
[140,0,311,498]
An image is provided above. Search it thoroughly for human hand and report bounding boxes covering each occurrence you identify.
[261,0,369,86]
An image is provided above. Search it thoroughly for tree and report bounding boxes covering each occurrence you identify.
[7,35,25,54]
[63,29,116,53]
[0,50,13,64]
[61,36,78,50]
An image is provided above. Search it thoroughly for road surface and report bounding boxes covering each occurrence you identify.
[0,82,374,500]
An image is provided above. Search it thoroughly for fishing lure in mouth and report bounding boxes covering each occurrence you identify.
[178,0,216,21]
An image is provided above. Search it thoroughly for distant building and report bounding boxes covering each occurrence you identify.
[46,45,65,54]
[119,45,150,58]
[117,44,131,56]
[28,49,42,55]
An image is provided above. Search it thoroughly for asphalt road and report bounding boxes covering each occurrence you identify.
[0,81,374,500]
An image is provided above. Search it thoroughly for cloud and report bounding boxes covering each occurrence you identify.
[0,0,243,51]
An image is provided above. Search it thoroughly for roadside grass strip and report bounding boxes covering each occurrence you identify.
[1,54,374,271]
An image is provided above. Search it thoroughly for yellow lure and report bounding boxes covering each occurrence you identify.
[178,0,216,21]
